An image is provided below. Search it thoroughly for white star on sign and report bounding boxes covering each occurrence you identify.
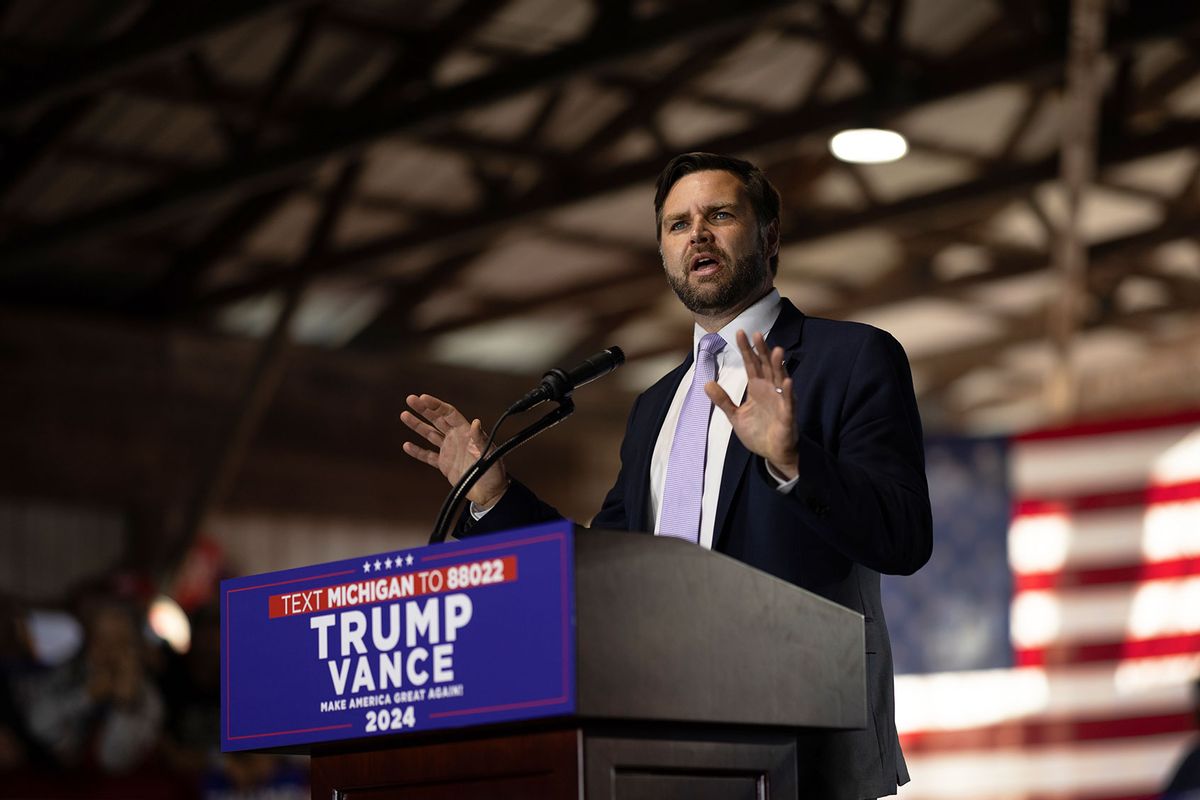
[362,561,371,573]
[373,559,382,571]
[405,554,414,566]
[384,557,393,569]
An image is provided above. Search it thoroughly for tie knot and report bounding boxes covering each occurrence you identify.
[698,333,726,358]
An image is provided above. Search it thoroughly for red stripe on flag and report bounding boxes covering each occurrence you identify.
[1014,556,1200,591]
[1015,408,1200,441]
[900,711,1194,754]
[1016,633,1200,666]
[1014,479,1200,516]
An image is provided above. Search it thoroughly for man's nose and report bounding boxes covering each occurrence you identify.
[689,219,711,242]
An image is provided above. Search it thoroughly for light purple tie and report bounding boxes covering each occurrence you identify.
[659,332,726,543]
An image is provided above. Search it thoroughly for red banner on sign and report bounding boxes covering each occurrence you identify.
[268,556,518,619]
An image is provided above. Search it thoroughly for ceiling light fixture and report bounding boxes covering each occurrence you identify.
[829,127,909,164]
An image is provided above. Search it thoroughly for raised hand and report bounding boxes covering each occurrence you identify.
[400,394,509,509]
[704,330,799,479]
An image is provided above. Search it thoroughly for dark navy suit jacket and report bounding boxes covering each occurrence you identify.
[460,298,933,799]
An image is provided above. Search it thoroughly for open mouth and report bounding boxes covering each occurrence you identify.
[690,254,722,275]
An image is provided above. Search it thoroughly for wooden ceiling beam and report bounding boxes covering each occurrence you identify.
[1131,39,1200,112]
[117,62,580,156]
[137,0,508,315]
[790,116,1200,237]
[0,0,313,117]
[0,95,95,200]
[343,249,488,349]
[627,201,1200,366]
[18,112,1200,333]
[349,0,512,112]
[184,49,255,155]
[915,291,1197,406]
[416,262,664,339]
[0,0,788,271]
[247,4,322,144]
[132,183,306,315]
[170,31,1200,310]
[576,32,753,158]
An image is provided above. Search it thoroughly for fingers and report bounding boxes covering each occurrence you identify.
[752,332,779,381]
[400,409,444,446]
[402,394,480,473]
[704,380,739,418]
[467,419,484,459]
[737,331,788,390]
[770,345,787,388]
[401,440,439,468]
[405,393,470,433]
[736,330,763,380]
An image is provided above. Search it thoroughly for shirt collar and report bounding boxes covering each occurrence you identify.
[691,288,782,363]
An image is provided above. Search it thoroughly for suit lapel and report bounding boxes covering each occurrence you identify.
[712,299,807,548]
[767,297,808,376]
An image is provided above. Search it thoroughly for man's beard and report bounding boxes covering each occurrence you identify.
[664,246,771,317]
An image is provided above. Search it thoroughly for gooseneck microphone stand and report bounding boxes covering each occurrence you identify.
[428,397,575,544]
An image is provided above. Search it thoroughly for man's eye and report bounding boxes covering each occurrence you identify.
[669,221,687,231]
[713,211,731,220]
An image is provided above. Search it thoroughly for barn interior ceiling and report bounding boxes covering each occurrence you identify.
[2,0,1200,573]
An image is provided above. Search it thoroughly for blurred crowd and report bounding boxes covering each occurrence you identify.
[0,580,307,800]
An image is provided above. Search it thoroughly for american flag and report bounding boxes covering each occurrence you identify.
[883,410,1200,800]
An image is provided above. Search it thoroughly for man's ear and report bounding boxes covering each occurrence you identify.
[763,219,780,260]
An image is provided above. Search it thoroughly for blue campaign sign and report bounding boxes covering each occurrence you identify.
[220,520,576,751]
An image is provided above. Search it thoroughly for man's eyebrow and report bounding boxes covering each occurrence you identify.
[661,202,738,223]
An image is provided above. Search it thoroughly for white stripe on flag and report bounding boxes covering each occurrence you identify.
[896,655,1200,735]
[1010,576,1200,648]
[1009,499,1200,574]
[897,732,1192,799]
[1012,425,1200,496]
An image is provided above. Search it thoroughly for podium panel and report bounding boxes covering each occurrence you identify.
[310,725,798,800]
[585,731,798,800]
[222,522,866,799]
[310,728,581,800]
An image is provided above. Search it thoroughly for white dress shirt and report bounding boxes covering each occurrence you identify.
[649,288,797,549]
[472,288,798,540]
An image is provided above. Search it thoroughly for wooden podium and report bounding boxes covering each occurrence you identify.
[308,529,865,799]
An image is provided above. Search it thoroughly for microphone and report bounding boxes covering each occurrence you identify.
[508,347,625,413]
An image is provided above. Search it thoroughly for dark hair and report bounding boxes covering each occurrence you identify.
[653,152,782,274]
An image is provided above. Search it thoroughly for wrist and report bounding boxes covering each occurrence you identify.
[767,452,798,481]
[472,479,510,511]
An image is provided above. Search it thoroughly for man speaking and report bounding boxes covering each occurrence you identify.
[401,152,932,799]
